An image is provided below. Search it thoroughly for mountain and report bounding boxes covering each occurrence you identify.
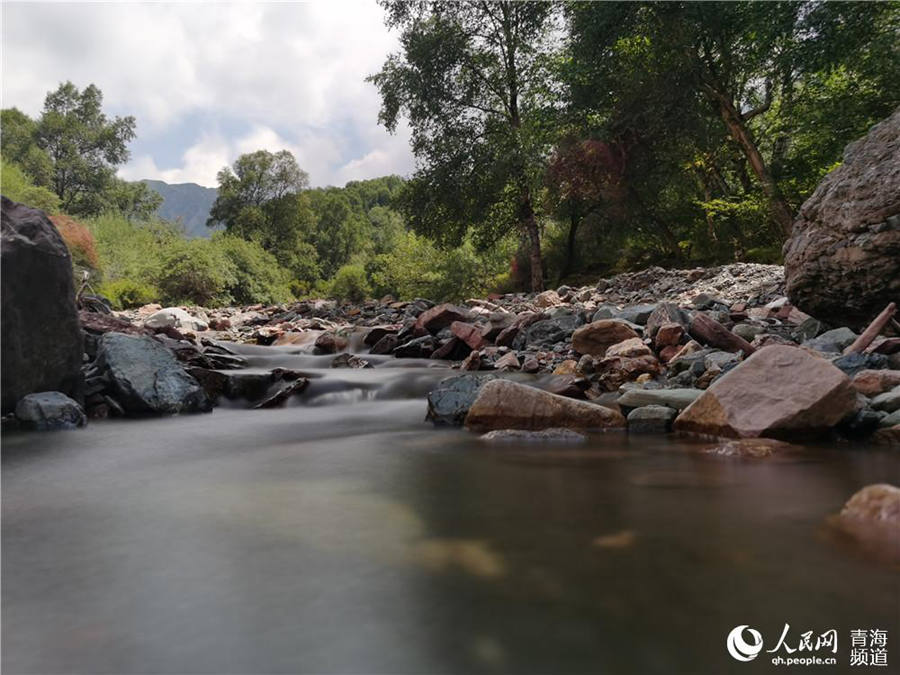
[143,180,220,238]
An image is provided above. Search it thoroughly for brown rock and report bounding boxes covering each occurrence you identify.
[851,369,900,396]
[669,340,703,362]
[654,322,684,349]
[533,290,561,308]
[522,357,540,373]
[674,344,858,439]
[553,359,578,375]
[370,333,400,355]
[704,438,796,458]
[415,303,472,335]
[451,321,486,350]
[832,483,900,562]
[784,109,900,330]
[605,337,652,358]
[658,345,681,363]
[494,351,520,370]
[572,320,640,357]
[689,312,755,356]
[645,302,689,339]
[460,351,482,371]
[465,379,625,431]
[595,354,662,391]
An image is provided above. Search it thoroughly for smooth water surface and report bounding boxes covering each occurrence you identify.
[3,348,898,674]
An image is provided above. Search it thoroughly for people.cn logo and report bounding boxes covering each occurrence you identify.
[727,625,764,662]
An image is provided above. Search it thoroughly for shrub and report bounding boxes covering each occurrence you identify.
[49,214,101,270]
[1,158,61,213]
[154,238,236,306]
[213,234,294,305]
[329,263,371,302]
[98,279,160,309]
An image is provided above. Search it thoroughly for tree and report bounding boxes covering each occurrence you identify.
[208,149,319,281]
[369,1,562,291]
[34,82,136,215]
[1,108,54,187]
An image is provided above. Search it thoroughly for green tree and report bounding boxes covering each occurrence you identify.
[208,149,319,281]
[0,108,54,187]
[34,82,136,215]
[369,1,561,291]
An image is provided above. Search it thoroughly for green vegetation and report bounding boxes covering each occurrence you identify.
[2,3,898,304]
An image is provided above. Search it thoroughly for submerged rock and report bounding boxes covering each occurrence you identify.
[1,197,83,412]
[704,438,796,458]
[97,333,210,415]
[674,345,857,439]
[15,392,86,431]
[479,428,587,443]
[465,379,626,431]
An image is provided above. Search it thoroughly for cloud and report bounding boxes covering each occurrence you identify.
[1,1,414,187]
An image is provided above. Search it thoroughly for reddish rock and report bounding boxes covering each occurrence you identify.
[79,310,150,336]
[553,359,578,375]
[688,312,755,356]
[370,333,400,355]
[465,379,625,431]
[572,319,640,357]
[658,345,681,363]
[208,317,232,330]
[451,321,486,350]
[431,337,468,360]
[522,357,541,373]
[494,351,520,370]
[852,370,900,397]
[654,322,684,348]
[645,302,689,339]
[460,350,482,371]
[314,333,338,354]
[414,303,472,335]
[595,354,662,391]
[364,326,397,346]
[674,345,858,439]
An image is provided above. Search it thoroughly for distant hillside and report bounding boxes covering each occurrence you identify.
[143,179,220,238]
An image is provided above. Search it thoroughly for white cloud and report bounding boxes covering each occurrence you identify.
[1,1,414,187]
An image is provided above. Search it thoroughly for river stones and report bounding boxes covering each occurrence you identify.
[1,197,83,412]
[143,307,208,332]
[626,405,676,433]
[414,303,472,334]
[465,379,625,431]
[15,392,87,431]
[674,344,858,439]
[851,370,900,396]
[98,332,210,414]
[426,374,498,426]
[572,319,640,357]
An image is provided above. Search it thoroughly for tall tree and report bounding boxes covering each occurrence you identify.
[34,82,136,215]
[369,0,562,291]
[208,150,319,281]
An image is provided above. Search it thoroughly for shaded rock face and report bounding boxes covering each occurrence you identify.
[15,392,86,431]
[97,332,210,415]
[426,374,497,426]
[465,379,625,431]
[674,345,858,439]
[784,109,900,329]
[1,197,83,412]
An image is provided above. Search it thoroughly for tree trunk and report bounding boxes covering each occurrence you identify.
[712,94,794,237]
[559,210,580,285]
[522,200,544,292]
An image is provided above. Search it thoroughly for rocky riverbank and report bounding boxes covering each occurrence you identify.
[15,261,879,447]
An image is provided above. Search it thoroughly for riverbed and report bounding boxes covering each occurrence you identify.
[3,346,898,673]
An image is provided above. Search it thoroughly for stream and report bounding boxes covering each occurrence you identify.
[3,343,899,673]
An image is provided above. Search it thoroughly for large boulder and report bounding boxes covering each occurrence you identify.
[1,197,84,412]
[673,345,857,439]
[426,374,497,426]
[783,109,900,329]
[97,332,210,414]
[15,392,86,431]
[465,379,625,431]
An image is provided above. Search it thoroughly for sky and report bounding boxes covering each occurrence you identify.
[1,1,415,188]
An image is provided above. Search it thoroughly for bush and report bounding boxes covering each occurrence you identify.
[1,158,61,213]
[328,263,371,302]
[98,279,160,309]
[49,214,100,270]
[213,234,294,305]
[154,238,236,306]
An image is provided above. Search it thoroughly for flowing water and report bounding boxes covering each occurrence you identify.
[3,344,899,674]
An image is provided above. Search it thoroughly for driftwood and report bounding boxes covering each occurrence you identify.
[844,302,897,355]
[688,312,755,356]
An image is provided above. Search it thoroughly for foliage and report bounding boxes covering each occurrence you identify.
[212,234,294,306]
[152,238,235,306]
[0,158,61,212]
[328,264,371,303]
[369,1,563,290]
[97,279,160,310]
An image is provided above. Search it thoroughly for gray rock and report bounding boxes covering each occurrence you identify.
[15,392,86,431]
[627,405,677,433]
[617,388,702,411]
[426,374,497,426]
[871,386,900,413]
[705,351,740,371]
[98,333,210,414]
[616,303,658,326]
[1,197,83,412]
[831,352,890,377]
[732,323,765,343]
[880,409,900,427]
[144,307,208,332]
[803,327,858,353]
